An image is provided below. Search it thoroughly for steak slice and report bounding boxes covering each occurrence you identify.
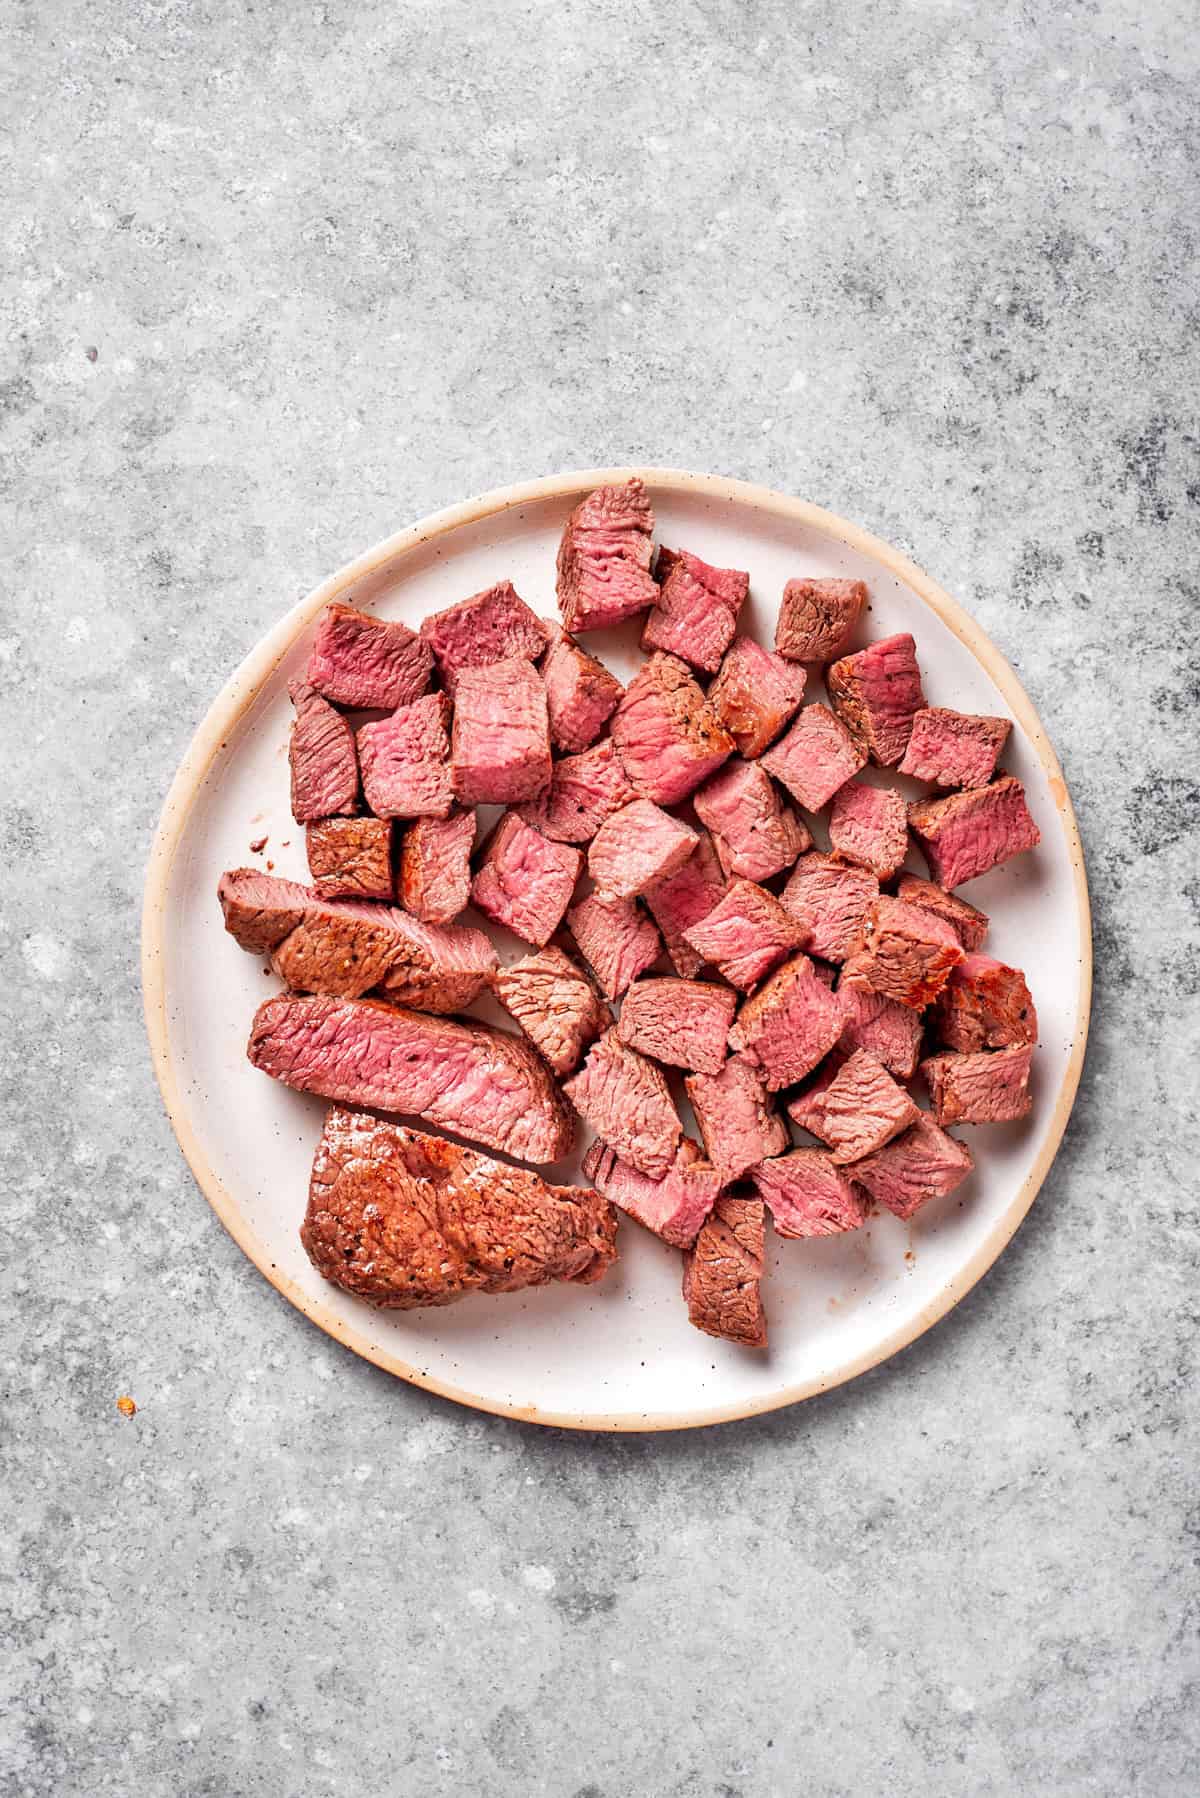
[760,703,866,812]
[588,799,698,901]
[775,578,866,663]
[786,1048,919,1162]
[846,1114,973,1219]
[306,816,393,901]
[305,602,434,711]
[288,680,359,823]
[302,1107,615,1306]
[641,545,749,673]
[397,810,476,924]
[517,738,636,845]
[694,759,811,883]
[685,1056,788,1180]
[556,477,658,632]
[898,707,1012,789]
[681,1195,767,1348]
[826,633,926,767]
[540,627,624,752]
[895,874,989,950]
[835,980,923,1079]
[752,1149,865,1238]
[563,1030,682,1179]
[493,946,609,1077]
[841,896,964,1009]
[217,867,313,955]
[708,634,807,759]
[419,579,551,694]
[358,692,454,819]
[567,892,662,1000]
[611,652,733,805]
[616,977,737,1076]
[907,776,1041,889]
[728,952,844,1090]
[583,1137,722,1249]
[470,814,582,947]
[931,953,1038,1051]
[921,1044,1034,1124]
[682,879,805,992]
[643,830,727,978]
[451,657,552,805]
[248,994,574,1163]
[780,852,880,963]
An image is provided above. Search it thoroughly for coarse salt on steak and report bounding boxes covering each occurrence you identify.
[835,980,923,1079]
[780,851,879,963]
[907,776,1041,889]
[728,951,843,1089]
[305,602,434,711]
[827,779,909,880]
[685,1056,788,1180]
[760,703,866,812]
[898,707,1012,789]
[693,759,811,883]
[563,1030,682,1179]
[451,656,552,805]
[787,1048,920,1163]
[556,478,658,632]
[470,814,582,947]
[841,895,964,1009]
[643,830,727,978]
[588,799,698,901]
[517,738,635,845]
[615,977,737,1075]
[493,946,608,1077]
[895,874,989,950]
[921,1044,1034,1124]
[932,953,1037,1051]
[752,1149,866,1238]
[288,680,359,823]
[358,692,454,819]
[419,579,550,695]
[306,816,393,901]
[846,1114,973,1220]
[540,627,624,752]
[583,1137,722,1249]
[682,879,805,993]
[826,633,926,767]
[641,545,749,673]
[397,810,476,924]
[708,635,807,759]
[775,578,866,663]
[682,1194,767,1348]
[611,652,734,805]
[567,892,662,1000]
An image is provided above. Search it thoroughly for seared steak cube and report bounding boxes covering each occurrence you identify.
[841,895,964,1009]
[685,1056,788,1179]
[760,703,866,811]
[451,656,552,804]
[921,1044,1034,1124]
[540,627,623,752]
[583,1137,722,1249]
[728,951,843,1089]
[611,652,733,804]
[643,830,727,977]
[775,577,866,663]
[835,980,923,1079]
[826,633,926,767]
[518,738,635,845]
[846,1114,973,1219]
[780,851,879,963]
[899,706,1011,788]
[641,545,749,673]
[752,1149,865,1238]
[616,977,737,1075]
[556,478,658,632]
[568,892,662,999]
[683,879,805,993]
[358,692,454,818]
[288,680,359,822]
[471,814,582,947]
[827,778,908,879]
[305,602,434,711]
[588,799,699,901]
[932,953,1037,1051]
[786,1048,919,1162]
[709,635,806,759]
[493,946,608,1076]
[563,1030,682,1179]
[419,579,550,694]
[907,776,1041,889]
[218,866,312,954]
[895,874,989,950]
[694,759,811,883]
[682,1194,767,1348]
[398,810,476,923]
[306,816,393,901]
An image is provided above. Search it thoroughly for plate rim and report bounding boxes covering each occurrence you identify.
[141,466,1093,1432]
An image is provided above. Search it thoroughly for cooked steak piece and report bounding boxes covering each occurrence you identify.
[419,579,551,695]
[517,738,635,845]
[898,707,1011,789]
[846,1114,973,1219]
[493,946,609,1077]
[835,980,923,1078]
[302,1108,615,1306]
[827,779,908,880]
[708,635,807,759]
[895,874,989,950]
[563,1030,682,1179]
[583,1137,722,1249]
[682,879,805,993]
[556,478,658,632]
[682,1194,767,1348]
[685,1056,788,1179]
[694,759,811,883]
[217,867,313,955]
[643,830,727,977]
[451,657,552,805]
[780,852,879,964]
[826,633,926,767]
[641,545,749,673]
[288,680,359,822]
[787,1048,919,1162]
[932,953,1037,1051]
[728,952,843,1089]
[588,799,698,901]
[540,626,624,752]
[760,703,866,812]
[611,652,734,805]
[907,776,1041,889]
[567,892,662,1000]
[752,1149,865,1238]
[470,814,582,947]
[921,1044,1034,1124]
[397,810,476,924]
[786,1053,846,1135]
[305,816,393,902]
[358,692,454,819]
[616,977,737,1075]
[305,602,434,711]
[841,895,964,1009]
[775,578,866,663]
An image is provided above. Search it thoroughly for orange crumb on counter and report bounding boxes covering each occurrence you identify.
[116,1395,137,1418]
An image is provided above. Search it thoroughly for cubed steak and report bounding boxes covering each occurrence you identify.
[540,627,624,752]
[397,811,476,924]
[518,738,635,845]
[708,635,807,759]
[827,779,908,880]
[846,1115,973,1220]
[470,814,582,947]
[932,953,1037,1051]
[682,880,805,992]
[451,656,552,805]
[643,831,727,978]
[827,633,926,766]
[780,852,879,964]
[305,602,434,711]
[685,1057,788,1180]
[694,760,811,883]
[841,896,964,1009]
[217,866,313,955]
[302,1108,614,1307]
[728,952,843,1089]
[563,1030,682,1179]
[493,946,608,1077]
[419,579,550,694]
[907,777,1041,889]
[835,980,923,1079]
[288,680,359,822]
[556,478,658,632]
[583,1137,722,1249]
[358,692,453,819]
[895,874,989,950]
[567,892,662,1000]
[681,1195,767,1349]
[786,1048,919,1163]
[775,578,866,663]
[306,816,393,901]
[898,707,1012,789]
[611,652,734,804]
[921,1044,1034,1125]
[616,977,737,1075]
[247,994,575,1163]
[641,546,749,673]
[761,703,866,812]
[588,799,698,901]
[752,1149,865,1238]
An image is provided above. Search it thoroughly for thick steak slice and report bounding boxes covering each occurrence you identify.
[931,953,1037,1051]
[247,994,575,1163]
[583,1137,722,1249]
[419,580,551,695]
[682,879,805,993]
[302,1107,614,1306]
[847,1114,974,1219]
[694,759,811,883]
[306,816,393,902]
[752,1149,866,1238]
[358,692,454,819]
[898,707,1011,788]
[728,952,844,1090]
[775,578,866,663]
[398,811,476,924]
[563,1030,682,1179]
[305,602,434,711]
[827,779,908,880]
[786,1048,919,1163]
[218,867,317,954]
[895,875,989,950]
[780,852,879,963]
[556,478,658,632]
[641,546,749,673]
[921,1044,1034,1124]
[470,814,582,947]
[835,980,923,1079]
[567,892,662,1000]
[685,1056,788,1180]
[588,799,698,901]
[616,977,738,1076]
[643,830,727,978]
[611,653,733,805]
[451,656,552,805]
[540,627,624,753]
[841,896,964,1009]
[493,946,609,1077]
[826,633,926,767]
[518,738,636,845]
[907,777,1041,889]
[761,703,866,812]
[288,680,359,823]
[682,1195,767,1348]
[708,635,806,759]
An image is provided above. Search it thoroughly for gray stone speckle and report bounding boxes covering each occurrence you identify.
[1,1,1198,1793]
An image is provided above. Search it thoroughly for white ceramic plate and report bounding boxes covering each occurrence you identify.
[143,469,1091,1431]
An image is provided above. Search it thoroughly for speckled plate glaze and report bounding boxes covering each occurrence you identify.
[142,469,1091,1431]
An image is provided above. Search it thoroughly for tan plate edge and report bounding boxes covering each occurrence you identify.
[141,467,1093,1432]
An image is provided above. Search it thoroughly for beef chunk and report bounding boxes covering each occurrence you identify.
[708,635,807,759]
[932,953,1037,1051]
[846,1114,973,1219]
[288,680,359,823]
[470,814,582,947]
[787,1048,919,1162]
[898,707,1012,788]
[694,759,811,883]
[641,545,749,673]
[921,1044,1034,1124]
[556,478,658,632]
[451,657,552,805]
[397,811,476,924]
[616,977,737,1075]
[895,874,989,950]
[217,866,313,955]
[681,1195,767,1348]
[643,830,727,977]
[827,779,908,879]
[682,879,805,992]
[611,652,733,805]
[752,1149,866,1238]
[248,994,574,1163]
[760,703,866,811]
[841,896,964,1009]
[835,980,923,1079]
[728,952,843,1090]
[780,851,879,963]
[567,892,662,1000]
[563,1030,682,1179]
[583,1137,722,1249]
[588,799,698,901]
[419,579,551,694]
[540,627,624,752]
[493,946,608,1077]
[306,816,393,901]
[305,602,434,711]
[826,633,926,767]
[302,1107,614,1306]
[907,776,1041,889]
[358,692,454,819]
[685,1056,788,1179]
[775,578,866,663]
[517,738,636,845]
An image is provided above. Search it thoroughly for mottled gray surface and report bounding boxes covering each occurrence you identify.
[2,0,1197,1792]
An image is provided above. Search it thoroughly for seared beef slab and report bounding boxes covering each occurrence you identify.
[752,1149,865,1238]
[420,579,550,694]
[775,578,866,663]
[826,633,926,767]
[899,707,1011,789]
[493,947,608,1077]
[908,776,1041,889]
[288,680,359,823]
[470,814,582,947]
[563,1030,682,1180]
[306,602,434,711]
[583,1137,722,1249]
[306,816,393,902]
[708,635,806,759]
[398,811,476,924]
[921,1044,1034,1124]
[588,799,698,901]
[616,977,737,1075]
[761,703,866,812]
[642,545,749,673]
[611,652,734,804]
[358,692,454,819]
[556,478,658,632]
[682,1195,767,1348]
[685,1057,788,1180]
